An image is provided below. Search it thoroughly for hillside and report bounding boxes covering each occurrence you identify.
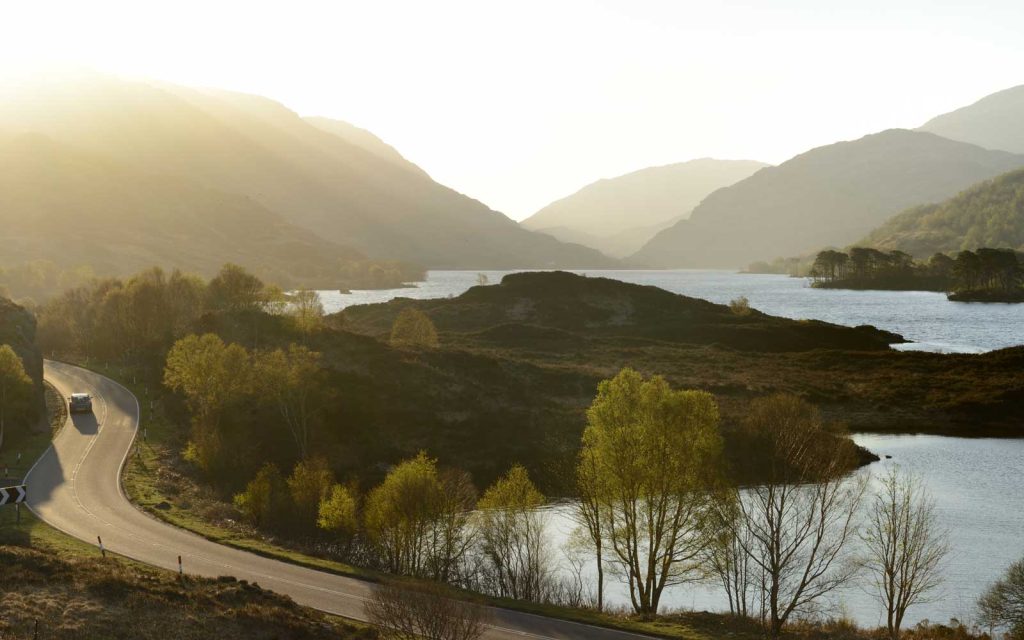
[630,130,1024,268]
[920,84,1024,154]
[304,116,428,176]
[521,159,767,257]
[0,134,415,289]
[0,545,370,640]
[860,168,1024,256]
[0,73,614,270]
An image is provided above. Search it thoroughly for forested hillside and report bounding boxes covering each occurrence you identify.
[861,168,1024,256]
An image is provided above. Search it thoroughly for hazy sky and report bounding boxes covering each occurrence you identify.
[3,0,1023,220]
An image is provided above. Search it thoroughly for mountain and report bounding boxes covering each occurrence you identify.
[0,72,615,270]
[860,168,1024,256]
[303,116,428,176]
[0,133,412,288]
[630,130,1024,268]
[920,85,1024,154]
[520,159,768,257]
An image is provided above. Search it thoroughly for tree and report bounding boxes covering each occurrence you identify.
[861,467,949,640]
[706,493,755,618]
[234,463,289,530]
[365,580,490,640]
[287,457,335,533]
[0,344,33,447]
[574,447,606,611]
[979,558,1024,639]
[578,368,723,617]
[364,453,475,581]
[164,334,253,472]
[318,483,359,540]
[733,394,867,638]
[206,263,264,312]
[390,307,439,349]
[290,288,325,334]
[254,345,324,459]
[476,465,550,602]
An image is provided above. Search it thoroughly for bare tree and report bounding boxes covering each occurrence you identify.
[861,467,949,640]
[706,491,756,617]
[978,557,1024,638]
[365,580,490,640]
[733,394,867,638]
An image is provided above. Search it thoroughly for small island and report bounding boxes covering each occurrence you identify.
[809,247,1024,302]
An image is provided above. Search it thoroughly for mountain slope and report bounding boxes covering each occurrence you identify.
[304,116,428,176]
[0,133,406,287]
[860,168,1024,256]
[919,85,1024,154]
[521,159,767,257]
[0,73,614,269]
[630,130,1024,268]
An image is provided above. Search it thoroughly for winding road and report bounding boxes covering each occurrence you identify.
[26,361,653,640]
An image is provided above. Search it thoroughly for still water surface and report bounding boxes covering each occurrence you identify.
[321,270,1024,625]
[322,270,1024,353]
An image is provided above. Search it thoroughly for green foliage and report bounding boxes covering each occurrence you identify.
[287,457,335,533]
[318,483,359,538]
[389,307,439,349]
[290,288,325,334]
[863,168,1024,257]
[207,264,265,313]
[234,463,289,530]
[579,367,724,616]
[254,344,325,459]
[0,343,34,442]
[476,465,549,602]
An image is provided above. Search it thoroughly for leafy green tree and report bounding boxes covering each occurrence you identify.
[290,288,325,334]
[318,483,359,539]
[390,307,439,349]
[476,464,549,602]
[364,452,474,581]
[287,457,335,532]
[164,333,253,472]
[206,263,264,312]
[578,368,723,617]
[234,463,289,530]
[0,344,34,447]
[254,344,324,460]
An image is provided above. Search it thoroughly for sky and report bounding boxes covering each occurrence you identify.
[2,0,1023,220]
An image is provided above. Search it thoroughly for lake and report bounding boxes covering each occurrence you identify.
[319,270,1024,626]
[320,270,1024,353]
[542,434,1024,627]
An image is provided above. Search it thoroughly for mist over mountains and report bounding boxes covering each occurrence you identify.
[631,129,1024,268]
[0,72,614,284]
[520,159,767,257]
[919,84,1024,154]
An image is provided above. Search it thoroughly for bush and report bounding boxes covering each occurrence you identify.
[390,308,439,349]
[729,296,752,316]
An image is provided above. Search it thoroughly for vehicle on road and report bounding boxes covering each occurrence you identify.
[69,393,93,413]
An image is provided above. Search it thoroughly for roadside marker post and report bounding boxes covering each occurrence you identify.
[98,535,106,558]
[0,485,27,507]
[178,555,183,577]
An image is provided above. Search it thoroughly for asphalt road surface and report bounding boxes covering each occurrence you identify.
[26,361,655,640]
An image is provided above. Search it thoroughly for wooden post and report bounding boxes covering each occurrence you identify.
[98,535,106,558]
[178,555,183,577]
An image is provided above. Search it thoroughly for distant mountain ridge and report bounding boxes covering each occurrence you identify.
[0,72,615,271]
[630,129,1024,268]
[919,84,1024,154]
[860,167,1024,256]
[0,132,409,288]
[521,159,767,257]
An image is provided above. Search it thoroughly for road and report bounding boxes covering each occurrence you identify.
[27,361,654,640]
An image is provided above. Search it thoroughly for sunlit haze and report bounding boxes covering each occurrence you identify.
[3,0,1023,219]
